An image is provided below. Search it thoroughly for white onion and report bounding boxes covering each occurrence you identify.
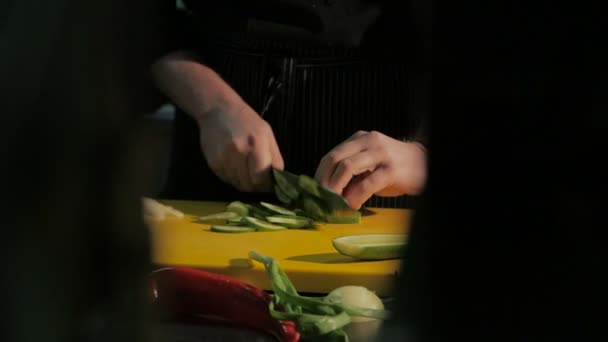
[323,285,384,322]
[142,197,184,224]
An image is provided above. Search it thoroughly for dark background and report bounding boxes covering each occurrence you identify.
[1,0,604,341]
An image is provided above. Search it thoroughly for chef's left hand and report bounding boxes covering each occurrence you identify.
[315,131,427,209]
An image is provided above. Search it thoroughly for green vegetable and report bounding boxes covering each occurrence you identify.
[198,211,240,222]
[225,216,245,225]
[260,202,297,216]
[302,196,327,220]
[298,174,321,197]
[204,175,364,233]
[244,216,287,231]
[274,184,293,205]
[325,212,361,224]
[246,204,273,219]
[273,169,300,200]
[225,201,249,217]
[331,234,407,260]
[265,216,312,228]
[210,225,255,233]
[249,251,391,341]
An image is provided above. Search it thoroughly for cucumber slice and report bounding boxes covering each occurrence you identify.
[266,216,313,228]
[331,234,407,260]
[325,212,361,224]
[293,208,314,218]
[273,169,300,200]
[247,204,273,218]
[226,201,249,217]
[225,216,245,225]
[199,211,240,222]
[298,174,321,197]
[260,202,297,216]
[302,196,327,221]
[274,184,293,205]
[210,225,256,233]
[244,216,287,231]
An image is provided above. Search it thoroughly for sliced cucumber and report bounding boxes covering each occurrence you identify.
[302,196,327,221]
[274,184,293,205]
[293,208,314,218]
[325,212,361,224]
[199,211,240,222]
[247,204,273,218]
[331,234,407,260]
[210,225,256,233]
[226,216,245,225]
[273,169,300,200]
[298,174,321,197]
[226,201,249,217]
[244,216,287,231]
[266,215,313,228]
[260,202,297,216]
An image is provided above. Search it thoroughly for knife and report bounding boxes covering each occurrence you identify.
[272,168,359,218]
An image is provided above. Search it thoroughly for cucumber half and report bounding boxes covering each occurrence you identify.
[331,234,407,260]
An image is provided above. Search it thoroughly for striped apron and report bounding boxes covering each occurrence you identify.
[162,37,420,208]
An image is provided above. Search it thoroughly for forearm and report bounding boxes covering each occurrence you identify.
[151,50,244,124]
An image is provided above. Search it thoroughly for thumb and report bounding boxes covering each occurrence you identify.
[343,168,392,209]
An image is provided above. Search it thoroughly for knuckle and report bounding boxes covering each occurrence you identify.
[325,152,340,165]
[321,152,336,165]
[261,120,273,132]
[254,121,272,137]
[367,130,383,142]
[340,158,354,173]
[230,137,249,154]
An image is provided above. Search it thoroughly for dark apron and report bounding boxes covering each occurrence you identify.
[161,37,419,208]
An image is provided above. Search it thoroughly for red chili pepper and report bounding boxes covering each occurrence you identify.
[149,267,300,342]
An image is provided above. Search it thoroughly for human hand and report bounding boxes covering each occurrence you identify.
[197,100,284,192]
[315,131,427,209]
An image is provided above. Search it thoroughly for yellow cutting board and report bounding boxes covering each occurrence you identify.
[148,200,412,297]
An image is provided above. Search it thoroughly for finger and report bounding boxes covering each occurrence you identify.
[235,156,255,191]
[248,143,273,192]
[315,131,369,186]
[222,146,253,191]
[268,134,284,170]
[207,155,231,185]
[343,167,393,209]
[327,151,380,194]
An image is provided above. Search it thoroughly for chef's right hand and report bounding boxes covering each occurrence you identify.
[197,100,284,192]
